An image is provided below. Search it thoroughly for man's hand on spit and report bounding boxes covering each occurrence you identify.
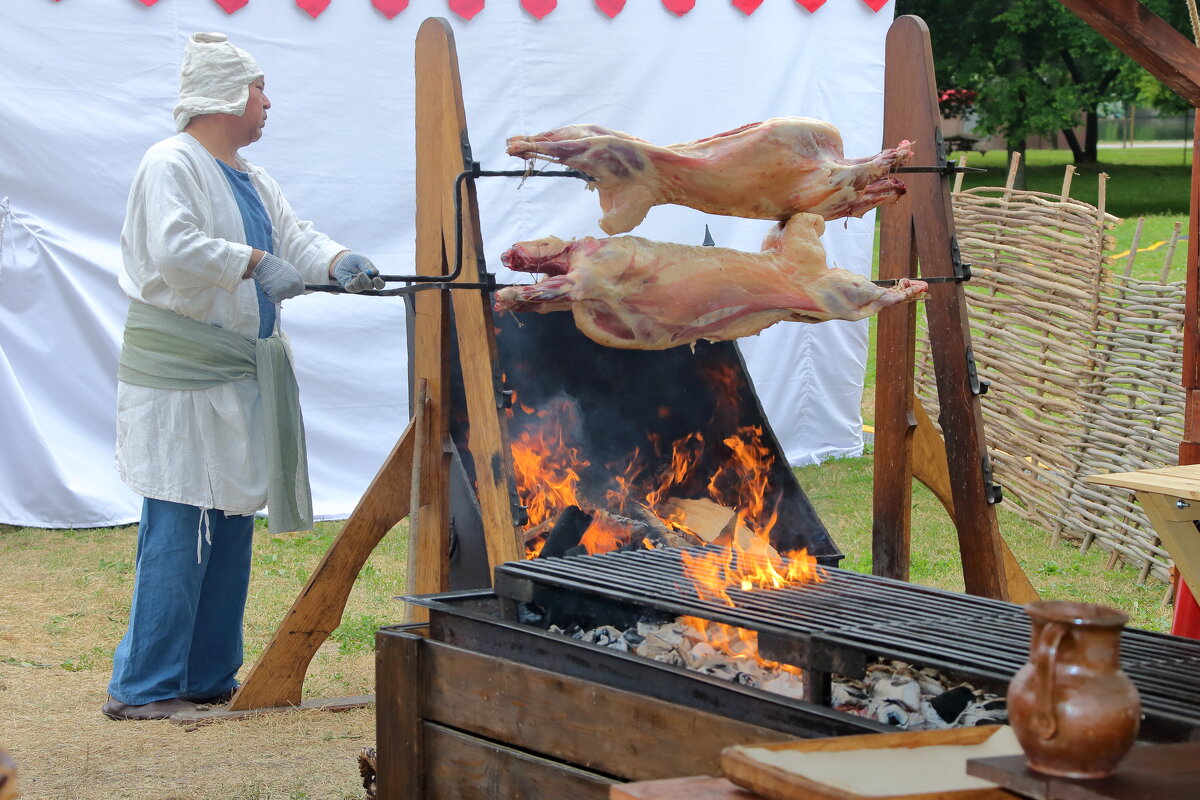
[252,252,306,303]
[332,252,385,293]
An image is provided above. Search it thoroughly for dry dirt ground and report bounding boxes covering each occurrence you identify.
[1,522,408,800]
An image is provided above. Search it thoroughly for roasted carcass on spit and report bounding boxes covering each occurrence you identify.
[506,117,913,234]
[494,213,927,351]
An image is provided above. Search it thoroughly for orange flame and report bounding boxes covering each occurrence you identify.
[679,615,804,678]
[680,544,824,606]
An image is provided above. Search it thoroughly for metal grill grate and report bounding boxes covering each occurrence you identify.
[494,547,1200,737]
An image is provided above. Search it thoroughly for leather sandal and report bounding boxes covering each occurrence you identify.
[101,697,196,721]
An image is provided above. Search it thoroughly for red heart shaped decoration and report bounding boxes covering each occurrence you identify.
[449,0,485,20]
[521,0,556,18]
[662,0,695,15]
[862,0,890,10]
[795,0,826,11]
[373,0,409,18]
[732,0,764,14]
[595,0,625,18]
[137,0,161,6]
[296,0,330,18]
[212,0,249,13]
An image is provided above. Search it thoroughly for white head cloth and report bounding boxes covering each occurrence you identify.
[173,32,264,133]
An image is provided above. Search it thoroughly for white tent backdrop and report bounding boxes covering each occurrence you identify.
[0,0,894,529]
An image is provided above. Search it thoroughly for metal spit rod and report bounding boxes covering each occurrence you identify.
[305,161,979,295]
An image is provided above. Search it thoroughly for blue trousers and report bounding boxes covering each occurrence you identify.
[108,498,254,705]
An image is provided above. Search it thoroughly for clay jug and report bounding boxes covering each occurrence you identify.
[1007,601,1141,779]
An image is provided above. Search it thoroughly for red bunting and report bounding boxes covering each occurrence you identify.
[449,0,486,19]
[663,0,695,15]
[297,0,331,18]
[595,0,625,18]
[522,0,556,19]
[126,0,890,18]
[373,0,409,18]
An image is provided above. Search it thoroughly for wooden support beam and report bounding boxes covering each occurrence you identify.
[1058,0,1200,106]
[231,422,416,710]
[873,30,921,582]
[909,397,1041,605]
[426,18,524,569]
[875,16,1009,601]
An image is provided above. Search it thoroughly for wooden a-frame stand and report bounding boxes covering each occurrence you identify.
[873,16,1038,605]
[177,15,1043,724]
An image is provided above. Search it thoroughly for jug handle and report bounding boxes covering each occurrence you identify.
[1033,622,1066,741]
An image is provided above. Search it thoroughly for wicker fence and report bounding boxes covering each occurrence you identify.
[913,157,1185,586]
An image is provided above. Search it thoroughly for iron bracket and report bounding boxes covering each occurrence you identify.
[982,454,1004,505]
[965,345,991,397]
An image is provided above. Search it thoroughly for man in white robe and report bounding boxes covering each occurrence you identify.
[104,32,381,721]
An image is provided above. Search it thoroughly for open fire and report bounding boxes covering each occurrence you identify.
[509,362,822,585]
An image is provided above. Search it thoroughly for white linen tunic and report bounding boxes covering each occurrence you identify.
[116,133,344,514]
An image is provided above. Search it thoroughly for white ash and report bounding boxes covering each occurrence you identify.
[550,622,1006,729]
[550,618,805,699]
[832,659,1008,731]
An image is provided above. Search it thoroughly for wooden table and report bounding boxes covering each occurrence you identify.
[1084,464,1200,600]
[609,776,761,800]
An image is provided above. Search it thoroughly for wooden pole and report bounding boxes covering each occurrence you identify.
[873,16,1009,601]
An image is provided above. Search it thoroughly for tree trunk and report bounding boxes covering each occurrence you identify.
[1084,108,1100,163]
[1062,126,1085,163]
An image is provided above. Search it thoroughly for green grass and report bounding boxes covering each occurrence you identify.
[954,146,1192,219]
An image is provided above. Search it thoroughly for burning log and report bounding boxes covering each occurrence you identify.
[537,505,594,559]
[625,502,705,549]
[659,497,737,543]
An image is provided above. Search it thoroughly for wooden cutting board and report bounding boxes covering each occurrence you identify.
[721,727,1018,800]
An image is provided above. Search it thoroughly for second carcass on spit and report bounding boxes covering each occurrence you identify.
[494,213,928,351]
[506,117,913,235]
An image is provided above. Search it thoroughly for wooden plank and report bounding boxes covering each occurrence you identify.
[910,397,1041,605]
[873,26,920,580]
[230,421,416,710]
[1058,0,1200,107]
[889,15,1008,600]
[410,17,456,613]
[1135,493,1200,602]
[1084,464,1200,500]
[426,723,614,800]
[612,776,761,800]
[1184,128,1200,414]
[721,727,1016,800]
[967,743,1200,800]
[376,626,426,800]
[417,17,523,572]
[421,637,794,783]
[171,695,372,730]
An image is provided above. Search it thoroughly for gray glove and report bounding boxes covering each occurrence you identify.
[252,252,306,303]
[332,252,385,293]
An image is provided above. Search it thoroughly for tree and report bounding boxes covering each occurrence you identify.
[894,0,1192,170]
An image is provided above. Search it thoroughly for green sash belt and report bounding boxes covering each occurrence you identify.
[118,300,312,535]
